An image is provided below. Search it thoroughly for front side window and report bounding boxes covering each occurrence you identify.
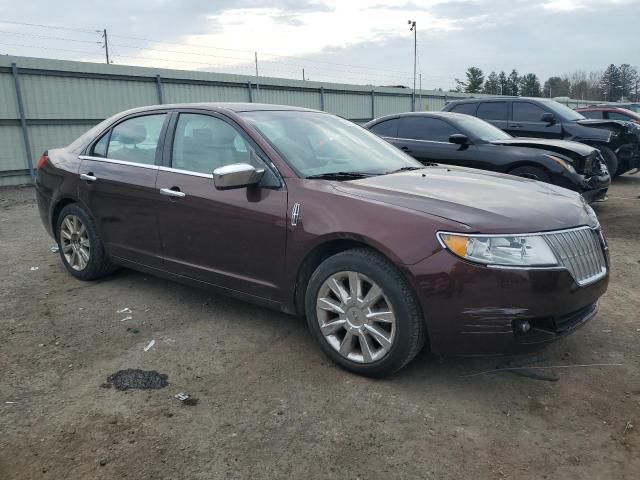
[513,102,547,123]
[607,111,632,121]
[398,117,460,142]
[240,111,421,177]
[477,102,508,121]
[107,114,166,165]
[172,114,259,174]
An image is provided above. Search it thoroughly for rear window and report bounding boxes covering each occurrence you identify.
[477,102,508,121]
[449,102,477,115]
[369,118,399,137]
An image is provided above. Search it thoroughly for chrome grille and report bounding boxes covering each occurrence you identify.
[544,227,607,286]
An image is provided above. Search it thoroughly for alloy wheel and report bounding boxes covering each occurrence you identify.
[60,214,91,271]
[316,271,396,363]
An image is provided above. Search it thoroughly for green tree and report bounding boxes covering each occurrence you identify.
[543,76,570,97]
[483,71,499,94]
[498,71,508,95]
[455,67,485,93]
[519,73,541,97]
[506,69,520,96]
[600,64,622,101]
[618,64,638,100]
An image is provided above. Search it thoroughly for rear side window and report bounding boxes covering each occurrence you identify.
[107,114,166,165]
[580,110,603,119]
[477,102,508,121]
[513,102,546,122]
[91,132,109,157]
[449,103,477,115]
[398,117,460,142]
[369,119,399,137]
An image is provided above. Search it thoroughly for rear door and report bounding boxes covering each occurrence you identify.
[78,112,168,268]
[476,101,509,131]
[509,101,563,138]
[155,111,287,301]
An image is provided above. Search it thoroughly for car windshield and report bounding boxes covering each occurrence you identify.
[541,100,585,121]
[451,115,512,141]
[626,105,640,114]
[240,110,422,177]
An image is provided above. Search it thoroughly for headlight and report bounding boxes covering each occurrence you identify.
[438,232,559,267]
[544,154,575,173]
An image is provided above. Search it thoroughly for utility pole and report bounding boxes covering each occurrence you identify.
[302,68,305,81]
[419,73,422,110]
[102,28,110,64]
[254,52,259,98]
[408,20,417,111]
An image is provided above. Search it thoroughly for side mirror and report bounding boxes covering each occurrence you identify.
[540,113,556,125]
[449,134,470,146]
[212,163,265,190]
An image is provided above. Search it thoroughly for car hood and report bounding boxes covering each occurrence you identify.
[576,118,640,135]
[490,138,595,157]
[333,166,595,233]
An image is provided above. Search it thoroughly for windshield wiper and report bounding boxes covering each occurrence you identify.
[305,171,379,180]
[385,166,427,174]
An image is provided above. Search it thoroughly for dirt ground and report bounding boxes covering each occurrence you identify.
[1,178,638,480]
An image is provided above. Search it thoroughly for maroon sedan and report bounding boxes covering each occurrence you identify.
[36,103,609,376]
[576,106,640,125]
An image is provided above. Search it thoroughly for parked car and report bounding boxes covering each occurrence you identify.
[364,112,610,202]
[36,103,609,377]
[442,97,640,176]
[576,106,640,125]
[587,103,640,114]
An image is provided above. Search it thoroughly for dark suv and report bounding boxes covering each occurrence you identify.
[442,97,640,176]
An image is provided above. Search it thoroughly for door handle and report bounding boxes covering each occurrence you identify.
[510,124,522,128]
[160,187,186,198]
[80,173,97,182]
[400,146,412,152]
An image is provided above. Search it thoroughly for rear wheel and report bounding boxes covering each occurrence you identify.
[56,204,115,280]
[509,166,551,183]
[305,248,426,377]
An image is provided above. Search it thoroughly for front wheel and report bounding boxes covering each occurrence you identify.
[593,145,618,177]
[305,248,426,377]
[509,165,551,183]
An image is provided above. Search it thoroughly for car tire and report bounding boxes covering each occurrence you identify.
[509,166,551,183]
[56,203,115,281]
[593,145,618,177]
[305,247,426,377]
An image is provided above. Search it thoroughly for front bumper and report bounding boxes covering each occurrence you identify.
[406,248,609,356]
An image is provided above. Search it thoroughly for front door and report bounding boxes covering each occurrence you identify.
[78,112,168,268]
[391,116,468,165]
[508,101,563,138]
[156,112,287,301]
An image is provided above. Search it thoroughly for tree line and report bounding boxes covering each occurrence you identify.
[454,64,640,102]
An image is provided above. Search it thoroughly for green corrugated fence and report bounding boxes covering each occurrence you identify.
[0,54,600,186]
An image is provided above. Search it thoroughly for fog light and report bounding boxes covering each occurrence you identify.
[513,319,531,335]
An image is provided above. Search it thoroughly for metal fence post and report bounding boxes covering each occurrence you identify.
[320,86,325,111]
[371,89,375,120]
[11,63,35,185]
[247,81,253,102]
[155,75,164,104]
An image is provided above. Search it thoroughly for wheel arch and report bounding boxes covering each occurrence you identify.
[51,197,77,239]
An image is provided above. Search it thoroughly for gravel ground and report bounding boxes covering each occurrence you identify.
[1,178,639,480]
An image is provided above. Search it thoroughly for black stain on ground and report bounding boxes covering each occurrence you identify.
[104,369,169,391]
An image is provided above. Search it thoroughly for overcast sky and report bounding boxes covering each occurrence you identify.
[0,0,638,89]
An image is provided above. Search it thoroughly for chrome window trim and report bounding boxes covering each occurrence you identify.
[78,155,158,170]
[385,136,452,145]
[158,166,213,179]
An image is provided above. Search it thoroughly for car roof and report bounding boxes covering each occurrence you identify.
[113,102,322,117]
[447,96,552,104]
[366,111,468,124]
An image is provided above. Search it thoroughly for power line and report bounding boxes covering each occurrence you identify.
[0,19,97,34]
